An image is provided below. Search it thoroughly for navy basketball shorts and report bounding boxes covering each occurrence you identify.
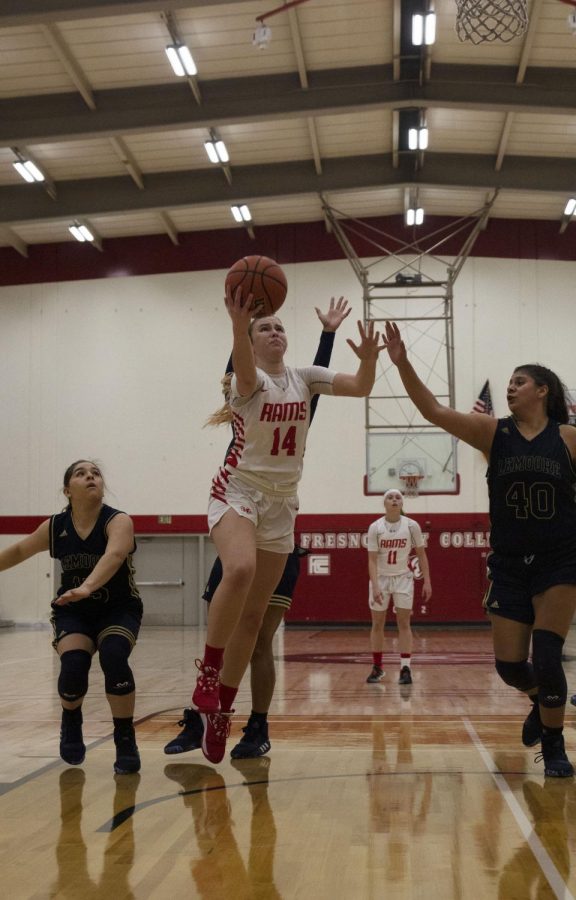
[50,597,143,650]
[483,547,576,625]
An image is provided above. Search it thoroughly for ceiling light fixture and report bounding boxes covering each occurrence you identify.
[231,204,252,223]
[564,198,576,217]
[412,12,437,46]
[13,158,45,183]
[165,43,197,76]
[408,125,429,150]
[69,223,95,242]
[204,134,229,164]
[405,207,425,227]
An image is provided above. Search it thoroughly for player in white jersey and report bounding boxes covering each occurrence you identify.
[193,284,385,764]
[366,489,432,686]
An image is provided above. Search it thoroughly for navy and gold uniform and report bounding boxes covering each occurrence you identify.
[50,504,143,648]
[484,417,576,624]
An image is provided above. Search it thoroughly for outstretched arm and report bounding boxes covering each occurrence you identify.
[332,320,385,397]
[0,520,50,571]
[384,321,497,455]
[310,298,352,422]
[53,514,135,605]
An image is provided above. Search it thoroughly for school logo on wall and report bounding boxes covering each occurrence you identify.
[308,554,331,575]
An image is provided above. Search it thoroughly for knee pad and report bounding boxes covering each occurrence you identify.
[494,658,536,692]
[58,649,92,702]
[98,634,135,696]
[532,629,567,709]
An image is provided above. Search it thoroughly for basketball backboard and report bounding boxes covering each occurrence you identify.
[365,431,459,495]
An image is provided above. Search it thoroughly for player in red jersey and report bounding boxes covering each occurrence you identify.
[192,287,384,763]
[366,489,432,685]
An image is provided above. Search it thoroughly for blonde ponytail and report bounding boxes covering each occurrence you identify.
[205,372,234,427]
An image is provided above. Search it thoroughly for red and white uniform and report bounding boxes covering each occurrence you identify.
[367,514,424,610]
[209,365,336,552]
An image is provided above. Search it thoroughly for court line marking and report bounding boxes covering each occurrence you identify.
[462,717,574,900]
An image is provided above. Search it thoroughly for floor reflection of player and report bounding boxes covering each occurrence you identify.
[52,768,140,899]
[164,758,279,898]
[497,778,573,899]
[367,719,432,883]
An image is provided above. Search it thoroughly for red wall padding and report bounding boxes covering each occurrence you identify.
[0,512,491,625]
[288,513,491,624]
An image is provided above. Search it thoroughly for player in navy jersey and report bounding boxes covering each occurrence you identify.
[190,285,384,764]
[164,300,344,758]
[384,321,576,777]
[0,460,143,774]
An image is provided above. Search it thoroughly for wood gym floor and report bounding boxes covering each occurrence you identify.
[1,624,576,899]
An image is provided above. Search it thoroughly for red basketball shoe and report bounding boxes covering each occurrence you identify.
[192,659,220,713]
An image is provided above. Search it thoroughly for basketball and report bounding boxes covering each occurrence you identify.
[225,255,287,316]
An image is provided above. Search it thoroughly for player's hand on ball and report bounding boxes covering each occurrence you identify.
[225,284,255,328]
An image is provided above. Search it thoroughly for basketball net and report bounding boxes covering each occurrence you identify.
[399,474,424,497]
[455,0,528,43]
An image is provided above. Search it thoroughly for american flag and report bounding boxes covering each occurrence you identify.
[471,380,494,415]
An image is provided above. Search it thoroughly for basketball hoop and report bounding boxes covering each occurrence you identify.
[455,0,528,43]
[399,473,424,497]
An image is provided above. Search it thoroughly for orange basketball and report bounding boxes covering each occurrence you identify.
[225,255,287,316]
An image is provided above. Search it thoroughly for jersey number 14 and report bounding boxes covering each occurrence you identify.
[270,426,297,456]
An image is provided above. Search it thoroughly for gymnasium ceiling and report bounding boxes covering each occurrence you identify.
[1,0,576,256]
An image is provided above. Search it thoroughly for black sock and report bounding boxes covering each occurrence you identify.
[113,716,134,734]
[249,710,268,726]
[542,725,563,739]
[62,706,82,721]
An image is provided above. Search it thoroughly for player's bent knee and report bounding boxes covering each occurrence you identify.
[532,629,567,708]
[98,635,135,696]
[494,658,535,692]
[58,649,92,702]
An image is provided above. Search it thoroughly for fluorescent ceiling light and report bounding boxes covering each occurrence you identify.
[13,159,45,183]
[204,139,229,164]
[231,204,252,223]
[406,208,424,226]
[412,13,436,45]
[564,198,576,217]
[69,224,94,242]
[165,44,197,77]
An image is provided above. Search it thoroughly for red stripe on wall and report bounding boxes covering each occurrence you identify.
[1,217,575,287]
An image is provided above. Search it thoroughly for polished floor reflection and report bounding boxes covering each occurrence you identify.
[1,626,576,898]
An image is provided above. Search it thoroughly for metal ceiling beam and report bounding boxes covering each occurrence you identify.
[0,0,247,26]
[0,152,573,226]
[2,64,576,149]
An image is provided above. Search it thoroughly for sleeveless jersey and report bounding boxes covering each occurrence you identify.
[367,514,424,576]
[50,504,140,608]
[487,417,576,556]
[215,365,336,494]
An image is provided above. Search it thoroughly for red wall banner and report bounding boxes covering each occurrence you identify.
[288,513,491,624]
[0,512,491,625]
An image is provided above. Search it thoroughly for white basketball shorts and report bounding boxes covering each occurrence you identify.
[368,572,415,612]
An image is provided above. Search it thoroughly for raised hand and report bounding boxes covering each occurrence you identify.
[225,284,255,331]
[315,296,352,332]
[346,320,385,360]
[383,320,407,366]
